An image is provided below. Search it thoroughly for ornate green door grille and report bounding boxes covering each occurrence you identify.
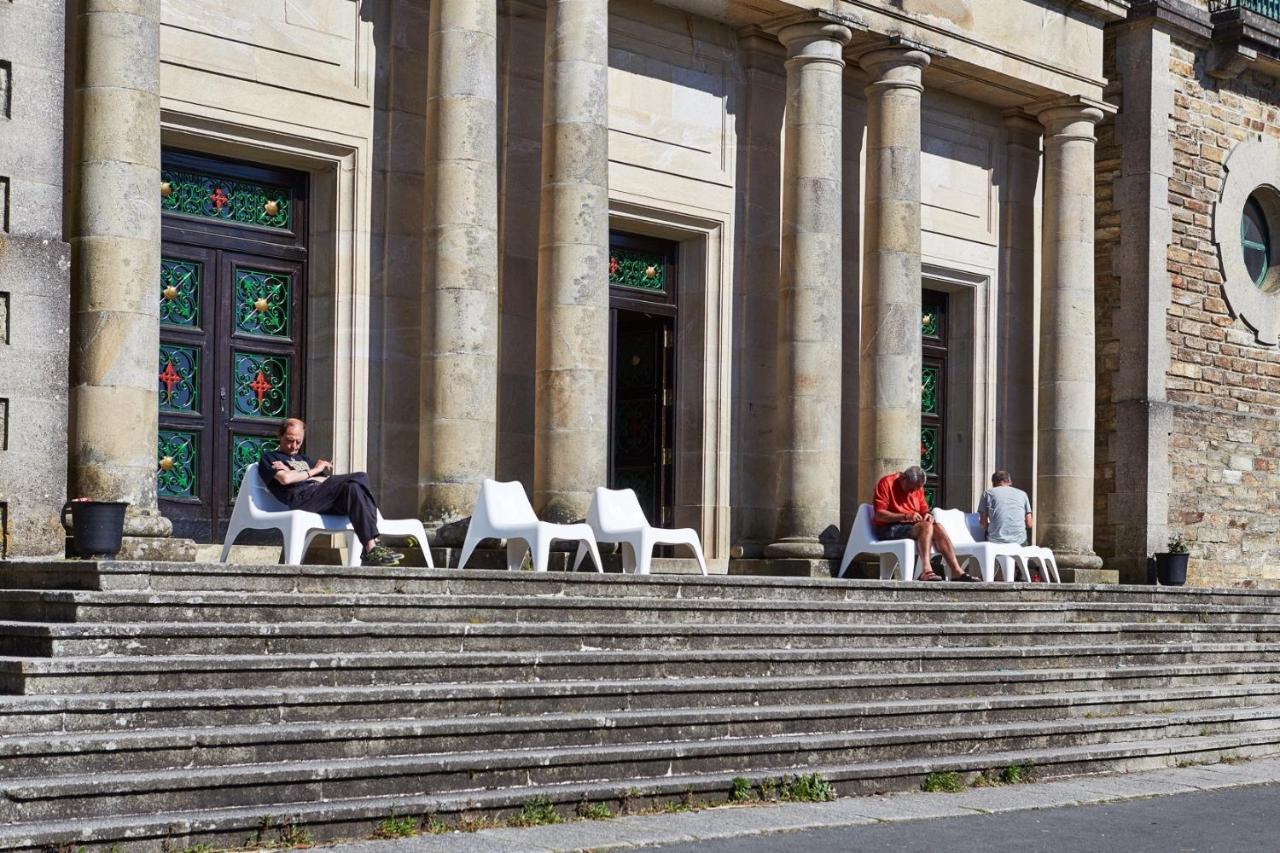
[157,153,307,542]
[921,291,948,507]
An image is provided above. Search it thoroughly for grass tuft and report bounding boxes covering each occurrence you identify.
[922,771,966,793]
[729,776,755,803]
[507,795,562,828]
[780,773,837,803]
[372,815,419,839]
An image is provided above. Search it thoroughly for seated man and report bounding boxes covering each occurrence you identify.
[978,470,1033,546]
[872,466,977,582]
[258,417,402,566]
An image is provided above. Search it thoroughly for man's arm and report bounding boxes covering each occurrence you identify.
[979,512,989,530]
[1024,512,1034,528]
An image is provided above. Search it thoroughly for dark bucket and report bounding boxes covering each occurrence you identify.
[61,501,129,559]
[1155,552,1189,587]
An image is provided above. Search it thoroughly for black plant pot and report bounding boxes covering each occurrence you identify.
[61,501,129,559]
[1154,552,1189,586]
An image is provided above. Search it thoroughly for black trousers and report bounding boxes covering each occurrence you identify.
[285,473,379,547]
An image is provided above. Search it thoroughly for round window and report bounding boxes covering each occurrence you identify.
[1242,195,1270,288]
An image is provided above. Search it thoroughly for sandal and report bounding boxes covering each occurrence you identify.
[950,572,980,583]
[919,571,944,582]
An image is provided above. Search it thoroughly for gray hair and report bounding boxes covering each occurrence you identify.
[902,466,926,488]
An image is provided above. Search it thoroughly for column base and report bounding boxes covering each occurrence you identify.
[763,537,839,559]
[116,535,197,562]
[1051,550,1105,572]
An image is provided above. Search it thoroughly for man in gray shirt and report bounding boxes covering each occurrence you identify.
[977,470,1033,545]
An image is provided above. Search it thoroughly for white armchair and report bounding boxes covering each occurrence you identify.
[457,479,603,573]
[571,487,708,576]
[931,508,1025,582]
[838,503,921,580]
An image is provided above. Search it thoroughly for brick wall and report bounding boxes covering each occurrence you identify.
[1161,41,1280,586]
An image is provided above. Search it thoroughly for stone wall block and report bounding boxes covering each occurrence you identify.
[536,228,609,308]
[540,120,610,185]
[71,236,160,316]
[429,96,497,164]
[76,160,163,243]
[80,8,160,92]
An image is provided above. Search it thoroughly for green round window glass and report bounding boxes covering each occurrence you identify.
[1241,196,1270,287]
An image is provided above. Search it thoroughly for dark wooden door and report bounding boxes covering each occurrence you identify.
[607,234,678,527]
[921,290,948,507]
[157,152,308,542]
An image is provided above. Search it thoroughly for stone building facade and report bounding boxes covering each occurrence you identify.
[1,0,1276,586]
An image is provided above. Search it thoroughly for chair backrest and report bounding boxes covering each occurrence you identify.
[591,487,649,532]
[851,503,878,545]
[932,507,976,545]
[963,512,987,543]
[478,478,539,526]
[243,465,289,513]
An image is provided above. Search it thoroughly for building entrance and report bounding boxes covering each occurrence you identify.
[921,289,949,506]
[607,234,677,527]
[156,152,309,542]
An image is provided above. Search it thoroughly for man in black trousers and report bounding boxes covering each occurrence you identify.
[258,418,402,566]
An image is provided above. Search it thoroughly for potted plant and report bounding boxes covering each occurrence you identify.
[1153,534,1190,586]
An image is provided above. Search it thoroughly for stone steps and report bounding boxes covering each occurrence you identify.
[1,691,1278,780]
[2,561,1280,849]
[1,668,1277,734]
[1,727,1277,849]
[4,619,1280,657]
[4,707,1280,824]
[5,643,1280,694]
[6,589,1280,628]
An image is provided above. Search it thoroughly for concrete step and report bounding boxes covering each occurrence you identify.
[5,589,1280,628]
[4,619,1280,657]
[2,691,1279,779]
[3,729,1273,851]
[6,562,1280,609]
[4,643,1280,694]
[3,707,1279,823]
[2,668,1277,735]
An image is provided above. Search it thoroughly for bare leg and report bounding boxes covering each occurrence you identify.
[913,522,936,580]
[931,524,967,579]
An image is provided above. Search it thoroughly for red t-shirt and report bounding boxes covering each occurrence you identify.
[873,472,928,519]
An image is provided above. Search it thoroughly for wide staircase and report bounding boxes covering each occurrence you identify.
[0,561,1277,849]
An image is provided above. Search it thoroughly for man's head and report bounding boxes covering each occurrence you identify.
[278,417,306,455]
[991,470,1012,487]
[900,466,926,490]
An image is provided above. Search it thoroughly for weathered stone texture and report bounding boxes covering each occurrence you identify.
[0,1,70,556]
[1158,42,1280,585]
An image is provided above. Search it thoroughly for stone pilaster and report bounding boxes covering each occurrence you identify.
[856,42,931,501]
[69,0,175,546]
[533,0,610,523]
[764,16,852,559]
[996,112,1041,488]
[1031,96,1110,571]
[420,0,499,525]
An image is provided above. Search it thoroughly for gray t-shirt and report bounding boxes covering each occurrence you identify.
[977,485,1031,545]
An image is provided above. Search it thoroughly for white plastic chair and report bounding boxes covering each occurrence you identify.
[570,487,708,576]
[457,479,604,573]
[932,508,1026,582]
[838,503,921,580]
[1019,545,1061,583]
[220,466,435,568]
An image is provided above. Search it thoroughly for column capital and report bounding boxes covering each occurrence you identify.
[1027,95,1115,138]
[853,37,937,91]
[765,10,859,58]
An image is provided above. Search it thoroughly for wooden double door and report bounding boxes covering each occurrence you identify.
[156,153,308,542]
[607,234,678,527]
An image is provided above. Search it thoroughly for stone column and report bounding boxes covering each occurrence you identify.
[996,112,1042,488]
[420,0,499,525]
[856,42,931,501]
[69,0,175,546]
[765,17,852,559]
[533,0,610,523]
[1032,97,1108,571]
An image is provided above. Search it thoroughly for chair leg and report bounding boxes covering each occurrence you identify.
[344,532,362,567]
[219,527,239,563]
[283,527,309,566]
[583,538,604,573]
[531,534,552,573]
[571,541,589,572]
[690,542,709,576]
[506,539,528,571]
[620,542,638,574]
[457,529,482,571]
[635,538,654,576]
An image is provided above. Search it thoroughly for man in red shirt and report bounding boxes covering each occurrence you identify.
[873,466,977,582]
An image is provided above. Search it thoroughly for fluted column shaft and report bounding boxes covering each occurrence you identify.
[766,19,852,559]
[1034,99,1106,570]
[69,0,169,537]
[857,45,930,501]
[420,0,499,524]
[534,0,610,522]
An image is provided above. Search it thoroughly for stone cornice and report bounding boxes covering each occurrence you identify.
[1120,0,1213,44]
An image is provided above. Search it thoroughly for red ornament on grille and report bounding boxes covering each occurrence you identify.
[249,370,273,402]
[158,361,181,394]
[210,187,229,211]
[609,256,620,276]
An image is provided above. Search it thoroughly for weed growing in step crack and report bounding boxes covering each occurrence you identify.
[922,771,966,793]
[508,795,563,827]
[729,776,754,802]
[372,814,419,839]
[999,762,1035,785]
[781,773,836,802]
[576,800,615,820]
